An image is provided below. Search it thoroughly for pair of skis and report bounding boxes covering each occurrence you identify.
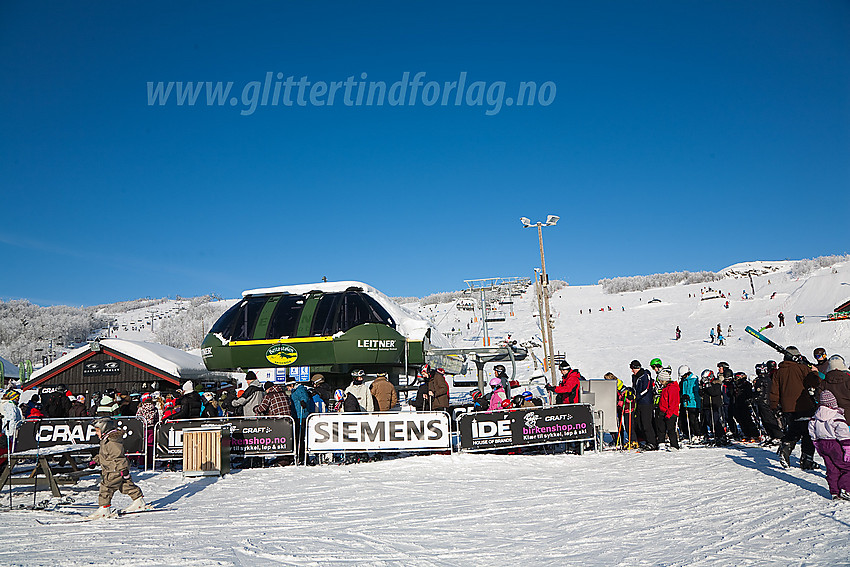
[35,506,172,525]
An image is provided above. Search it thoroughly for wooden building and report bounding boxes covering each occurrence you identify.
[21,339,233,397]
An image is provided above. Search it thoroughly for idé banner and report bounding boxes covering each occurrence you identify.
[457,404,594,451]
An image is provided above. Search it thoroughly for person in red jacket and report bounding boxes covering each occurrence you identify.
[546,361,582,404]
[657,368,681,450]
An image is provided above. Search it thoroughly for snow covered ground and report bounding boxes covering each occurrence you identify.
[3,259,849,565]
[1,445,849,566]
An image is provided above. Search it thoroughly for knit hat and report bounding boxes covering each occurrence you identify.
[141,393,152,403]
[827,355,847,373]
[2,390,20,402]
[819,390,839,410]
[657,367,673,382]
[76,395,86,403]
[629,360,642,369]
[559,360,571,370]
[785,346,801,357]
[182,381,194,394]
[100,395,114,405]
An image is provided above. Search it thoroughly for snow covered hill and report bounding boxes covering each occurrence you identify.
[418,259,850,384]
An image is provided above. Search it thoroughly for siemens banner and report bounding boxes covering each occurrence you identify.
[305,412,451,452]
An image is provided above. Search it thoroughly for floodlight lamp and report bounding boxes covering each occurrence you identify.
[520,217,532,228]
[545,215,560,226]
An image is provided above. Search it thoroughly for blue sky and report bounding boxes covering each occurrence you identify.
[1,1,848,306]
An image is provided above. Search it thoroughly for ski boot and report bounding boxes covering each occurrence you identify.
[123,497,149,513]
[87,506,116,520]
[835,490,850,501]
[799,454,819,471]
[777,441,793,469]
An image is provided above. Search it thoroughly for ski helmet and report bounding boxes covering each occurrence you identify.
[470,389,482,400]
[650,358,663,368]
[734,372,747,380]
[629,360,642,370]
[493,364,506,374]
[717,361,730,369]
[351,369,365,378]
[522,390,534,401]
[334,389,345,401]
[489,377,502,388]
[766,360,777,371]
[500,398,512,409]
[677,365,690,378]
[93,417,117,435]
[700,369,715,382]
[512,395,525,407]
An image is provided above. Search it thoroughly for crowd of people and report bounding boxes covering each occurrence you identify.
[608,347,850,500]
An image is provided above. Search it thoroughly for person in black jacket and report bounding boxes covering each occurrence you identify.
[172,381,202,420]
[42,385,72,418]
[753,362,783,444]
[699,371,728,445]
[732,372,760,441]
[630,360,657,450]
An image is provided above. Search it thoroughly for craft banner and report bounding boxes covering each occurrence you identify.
[457,404,594,451]
[14,417,145,454]
[305,412,451,452]
[154,416,295,459]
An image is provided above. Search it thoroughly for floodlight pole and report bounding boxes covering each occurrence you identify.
[533,268,548,372]
[536,222,558,387]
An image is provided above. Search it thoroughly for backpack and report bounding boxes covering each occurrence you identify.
[343,392,361,412]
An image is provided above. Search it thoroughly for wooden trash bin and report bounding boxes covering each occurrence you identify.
[182,427,230,477]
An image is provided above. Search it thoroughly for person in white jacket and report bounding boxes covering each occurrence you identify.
[344,369,374,412]
[808,390,850,500]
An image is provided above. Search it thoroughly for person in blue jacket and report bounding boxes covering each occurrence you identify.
[678,365,702,442]
[630,360,657,450]
[287,381,315,464]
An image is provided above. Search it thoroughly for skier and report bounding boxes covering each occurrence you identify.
[678,366,702,442]
[709,328,715,343]
[818,355,850,418]
[731,372,760,442]
[630,360,657,450]
[778,312,785,327]
[344,369,374,412]
[370,372,398,411]
[699,370,727,445]
[675,326,681,340]
[424,367,450,414]
[488,377,507,411]
[87,417,147,519]
[717,332,725,346]
[813,348,830,377]
[771,346,820,469]
[753,362,784,444]
[727,324,732,337]
[657,368,680,450]
[808,390,850,500]
[545,361,581,404]
[232,371,265,417]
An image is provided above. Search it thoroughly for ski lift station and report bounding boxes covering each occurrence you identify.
[200,280,528,393]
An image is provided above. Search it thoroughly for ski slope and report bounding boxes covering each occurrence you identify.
[2,259,849,565]
[421,260,850,385]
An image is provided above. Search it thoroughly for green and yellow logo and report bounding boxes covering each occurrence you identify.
[265,343,298,366]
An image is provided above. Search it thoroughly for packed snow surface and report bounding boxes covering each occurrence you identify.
[1,446,849,566]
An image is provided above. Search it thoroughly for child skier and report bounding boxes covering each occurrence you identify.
[88,417,147,519]
[808,390,850,500]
